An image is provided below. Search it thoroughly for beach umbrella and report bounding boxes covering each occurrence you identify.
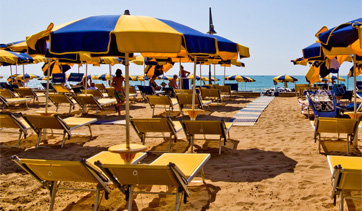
[317,18,362,112]
[291,57,308,66]
[0,40,27,52]
[136,75,148,81]
[273,74,298,83]
[26,12,219,151]
[41,61,72,76]
[0,50,22,64]
[187,74,201,80]
[129,75,137,81]
[15,73,38,80]
[156,75,172,80]
[94,73,115,81]
[323,75,345,82]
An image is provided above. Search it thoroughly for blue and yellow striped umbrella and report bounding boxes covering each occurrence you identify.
[273,74,298,83]
[225,75,255,82]
[15,73,39,80]
[95,73,115,81]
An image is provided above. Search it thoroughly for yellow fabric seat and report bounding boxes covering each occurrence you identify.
[15,87,45,104]
[48,93,76,114]
[95,153,210,211]
[314,117,360,154]
[22,114,96,148]
[73,94,116,114]
[181,120,233,154]
[0,113,32,148]
[200,88,227,104]
[130,117,182,152]
[11,155,111,211]
[327,155,362,211]
[175,93,211,116]
[0,95,31,111]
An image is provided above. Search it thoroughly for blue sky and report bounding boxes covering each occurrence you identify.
[0,0,361,77]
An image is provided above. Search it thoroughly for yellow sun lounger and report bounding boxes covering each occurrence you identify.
[176,93,212,116]
[130,117,182,152]
[22,114,96,148]
[81,89,109,98]
[200,88,227,104]
[0,95,31,112]
[73,94,116,114]
[48,93,76,114]
[95,153,210,211]
[15,87,45,104]
[327,155,362,211]
[181,120,233,154]
[146,95,178,117]
[11,155,111,211]
[314,117,360,154]
[53,84,73,94]
[0,112,32,148]
[0,88,17,98]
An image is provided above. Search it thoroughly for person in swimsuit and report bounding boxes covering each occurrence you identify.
[112,69,125,116]
[179,65,190,89]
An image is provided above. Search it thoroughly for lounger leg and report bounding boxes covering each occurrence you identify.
[87,125,93,137]
[152,107,155,117]
[49,181,58,211]
[61,131,66,148]
[175,188,180,211]
[340,191,344,211]
[36,129,42,148]
[68,105,72,114]
[347,136,350,155]
[191,136,194,153]
[201,168,206,184]
[168,133,172,152]
[55,104,59,112]
[94,185,101,211]
[128,185,134,211]
[16,130,23,148]
[318,138,321,154]
[219,138,222,155]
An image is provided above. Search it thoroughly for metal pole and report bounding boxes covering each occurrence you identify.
[45,59,51,113]
[179,58,182,90]
[85,64,88,94]
[199,63,202,87]
[223,66,226,85]
[208,65,212,85]
[191,57,197,110]
[353,54,357,112]
[109,64,112,87]
[125,53,130,148]
[22,64,25,87]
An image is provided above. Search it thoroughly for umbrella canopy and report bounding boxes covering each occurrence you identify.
[273,74,298,83]
[41,61,72,76]
[317,18,362,56]
[94,73,114,81]
[15,73,39,80]
[136,75,148,81]
[145,63,173,77]
[157,75,172,80]
[187,74,201,80]
[201,76,218,81]
[322,75,345,82]
[0,40,27,52]
[225,75,255,82]
[291,57,308,66]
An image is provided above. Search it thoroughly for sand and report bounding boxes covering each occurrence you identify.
[0,94,361,211]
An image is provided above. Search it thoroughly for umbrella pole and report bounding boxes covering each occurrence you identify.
[214,64,216,85]
[199,63,202,87]
[353,54,357,113]
[10,66,13,84]
[85,64,88,94]
[22,64,25,87]
[16,64,17,75]
[109,64,112,87]
[179,58,182,90]
[143,63,146,86]
[45,59,51,113]
[125,53,130,148]
[78,65,80,73]
[223,66,226,85]
[208,64,212,85]
[191,57,197,110]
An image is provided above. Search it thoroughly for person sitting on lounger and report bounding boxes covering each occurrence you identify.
[168,74,179,89]
[112,69,125,116]
[150,75,161,91]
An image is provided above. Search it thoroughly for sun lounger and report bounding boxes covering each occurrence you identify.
[181,120,233,154]
[81,89,109,98]
[106,87,138,102]
[0,95,31,112]
[200,88,227,104]
[327,155,362,211]
[130,117,182,152]
[174,89,193,94]
[176,93,212,116]
[72,94,116,114]
[22,114,96,148]
[95,153,210,211]
[11,155,110,211]
[48,93,76,114]
[146,95,178,117]
[219,85,233,99]
[94,83,106,92]
[15,87,45,103]
[0,112,32,148]
[53,84,73,94]
[0,88,17,98]
[305,90,340,118]
[314,117,360,154]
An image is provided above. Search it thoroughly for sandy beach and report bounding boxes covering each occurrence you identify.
[0,94,361,211]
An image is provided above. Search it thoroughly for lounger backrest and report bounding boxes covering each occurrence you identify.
[81,89,103,98]
[147,95,172,106]
[95,83,106,91]
[201,88,220,98]
[23,114,68,130]
[176,94,202,107]
[175,89,193,94]
[131,118,173,133]
[0,95,9,105]
[219,85,231,94]
[0,89,16,98]
[73,95,102,109]
[316,117,358,134]
[0,113,26,129]
[48,93,72,104]
[182,120,226,137]
[105,87,115,98]
[337,169,362,190]
[98,164,180,186]
[129,86,137,94]
[15,88,35,98]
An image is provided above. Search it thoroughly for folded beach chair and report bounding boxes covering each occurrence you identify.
[95,153,210,211]
[305,90,340,118]
[327,155,362,211]
[72,94,117,114]
[11,155,111,211]
[22,114,96,148]
[48,93,76,114]
[0,112,32,148]
[15,87,45,104]
[130,117,182,152]
[0,95,31,112]
[181,120,233,154]
[146,95,178,117]
[176,93,212,116]
[314,117,360,154]
[200,88,227,104]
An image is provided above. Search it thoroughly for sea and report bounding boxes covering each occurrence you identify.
[1,75,359,92]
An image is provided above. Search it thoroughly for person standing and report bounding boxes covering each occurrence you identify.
[179,65,190,89]
[112,69,125,116]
